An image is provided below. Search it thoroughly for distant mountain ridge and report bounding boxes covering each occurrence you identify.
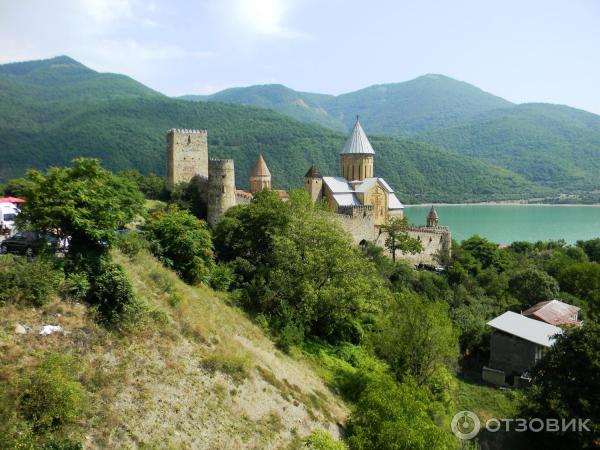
[181,76,600,192]
[0,56,546,203]
[181,74,513,133]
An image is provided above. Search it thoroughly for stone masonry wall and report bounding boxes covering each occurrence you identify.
[336,213,451,266]
[166,129,208,191]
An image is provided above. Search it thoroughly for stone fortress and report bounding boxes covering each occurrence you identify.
[166,120,451,265]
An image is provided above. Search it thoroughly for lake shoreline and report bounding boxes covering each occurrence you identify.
[407,202,600,207]
[403,204,600,244]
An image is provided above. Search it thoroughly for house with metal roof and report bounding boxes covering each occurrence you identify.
[522,299,582,326]
[483,311,562,386]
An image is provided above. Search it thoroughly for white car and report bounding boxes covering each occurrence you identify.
[0,202,19,236]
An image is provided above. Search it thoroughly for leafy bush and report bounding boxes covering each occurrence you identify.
[0,255,62,306]
[115,231,149,258]
[303,429,348,450]
[87,261,144,327]
[346,372,456,450]
[208,263,235,291]
[61,272,90,302]
[15,353,87,432]
[145,205,214,284]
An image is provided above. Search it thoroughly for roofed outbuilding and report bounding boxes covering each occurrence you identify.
[522,299,581,326]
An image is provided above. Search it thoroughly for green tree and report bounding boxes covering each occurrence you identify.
[508,268,559,309]
[346,372,455,450]
[17,158,143,260]
[214,190,387,346]
[145,205,214,284]
[523,322,600,449]
[557,262,600,320]
[380,216,422,263]
[577,238,600,263]
[373,292,459,386]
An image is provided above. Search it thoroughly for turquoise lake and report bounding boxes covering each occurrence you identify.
[404,205,600,245]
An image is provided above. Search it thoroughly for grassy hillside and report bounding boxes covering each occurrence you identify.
[419,103,600,190]
[0,56,546,202]
[0,249,347,448]
[183,74,513,134]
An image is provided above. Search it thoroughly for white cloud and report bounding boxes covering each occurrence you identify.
[220,0,310,39]
[0,0,212,87]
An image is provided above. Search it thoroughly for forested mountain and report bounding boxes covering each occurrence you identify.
[419,103,600,190]
[181,74,513,133]
[183,75,600,193]
[0,56,546,203]
[181,84,344,131]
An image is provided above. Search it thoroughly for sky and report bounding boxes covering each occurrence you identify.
[1,0,599,113]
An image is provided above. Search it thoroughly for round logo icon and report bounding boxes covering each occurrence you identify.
[451,410,481,440]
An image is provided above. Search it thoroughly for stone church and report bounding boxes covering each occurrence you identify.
[166,120,451,265]
[303,117,451,265]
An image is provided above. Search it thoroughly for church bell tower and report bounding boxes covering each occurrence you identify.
[340,117,374,181]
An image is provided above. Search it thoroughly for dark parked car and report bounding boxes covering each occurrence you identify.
[0,232,59,256]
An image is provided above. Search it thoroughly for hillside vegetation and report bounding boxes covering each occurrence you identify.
[2,159,599,449]
[420,103,600,190]
[0,249,347,448]
[0,56,547,203]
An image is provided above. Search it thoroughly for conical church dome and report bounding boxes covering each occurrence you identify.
[340,117,375,155]
[251,153,271,177]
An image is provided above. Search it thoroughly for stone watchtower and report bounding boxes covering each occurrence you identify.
[304,165,323,202]
[427,206,440,228]
[340,117,374,181]
[249,153,272,194]
[207,159,236,228]
[166,128,208,191]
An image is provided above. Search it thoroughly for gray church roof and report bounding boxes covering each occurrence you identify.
[323,176,404,210]
[487,311,562,347]
[340,117,375,155]
[322,177,353,193]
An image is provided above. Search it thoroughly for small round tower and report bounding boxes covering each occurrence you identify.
[207,159,236,228]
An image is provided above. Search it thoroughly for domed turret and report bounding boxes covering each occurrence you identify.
[427,206,440,228]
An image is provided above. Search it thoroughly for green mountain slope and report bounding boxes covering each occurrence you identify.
[183,75,600,194]
[419,103,600,190]
[181,84,344,131]
[182,74,513,134]
[0,56,546,202]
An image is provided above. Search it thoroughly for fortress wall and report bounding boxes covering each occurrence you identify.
[235,192,253,205]
[335,211,451,266]
[336,212,383,246]
[402,226,452,265]
[166,129,208,191]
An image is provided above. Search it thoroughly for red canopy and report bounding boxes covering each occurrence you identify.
[0,197,25,203]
